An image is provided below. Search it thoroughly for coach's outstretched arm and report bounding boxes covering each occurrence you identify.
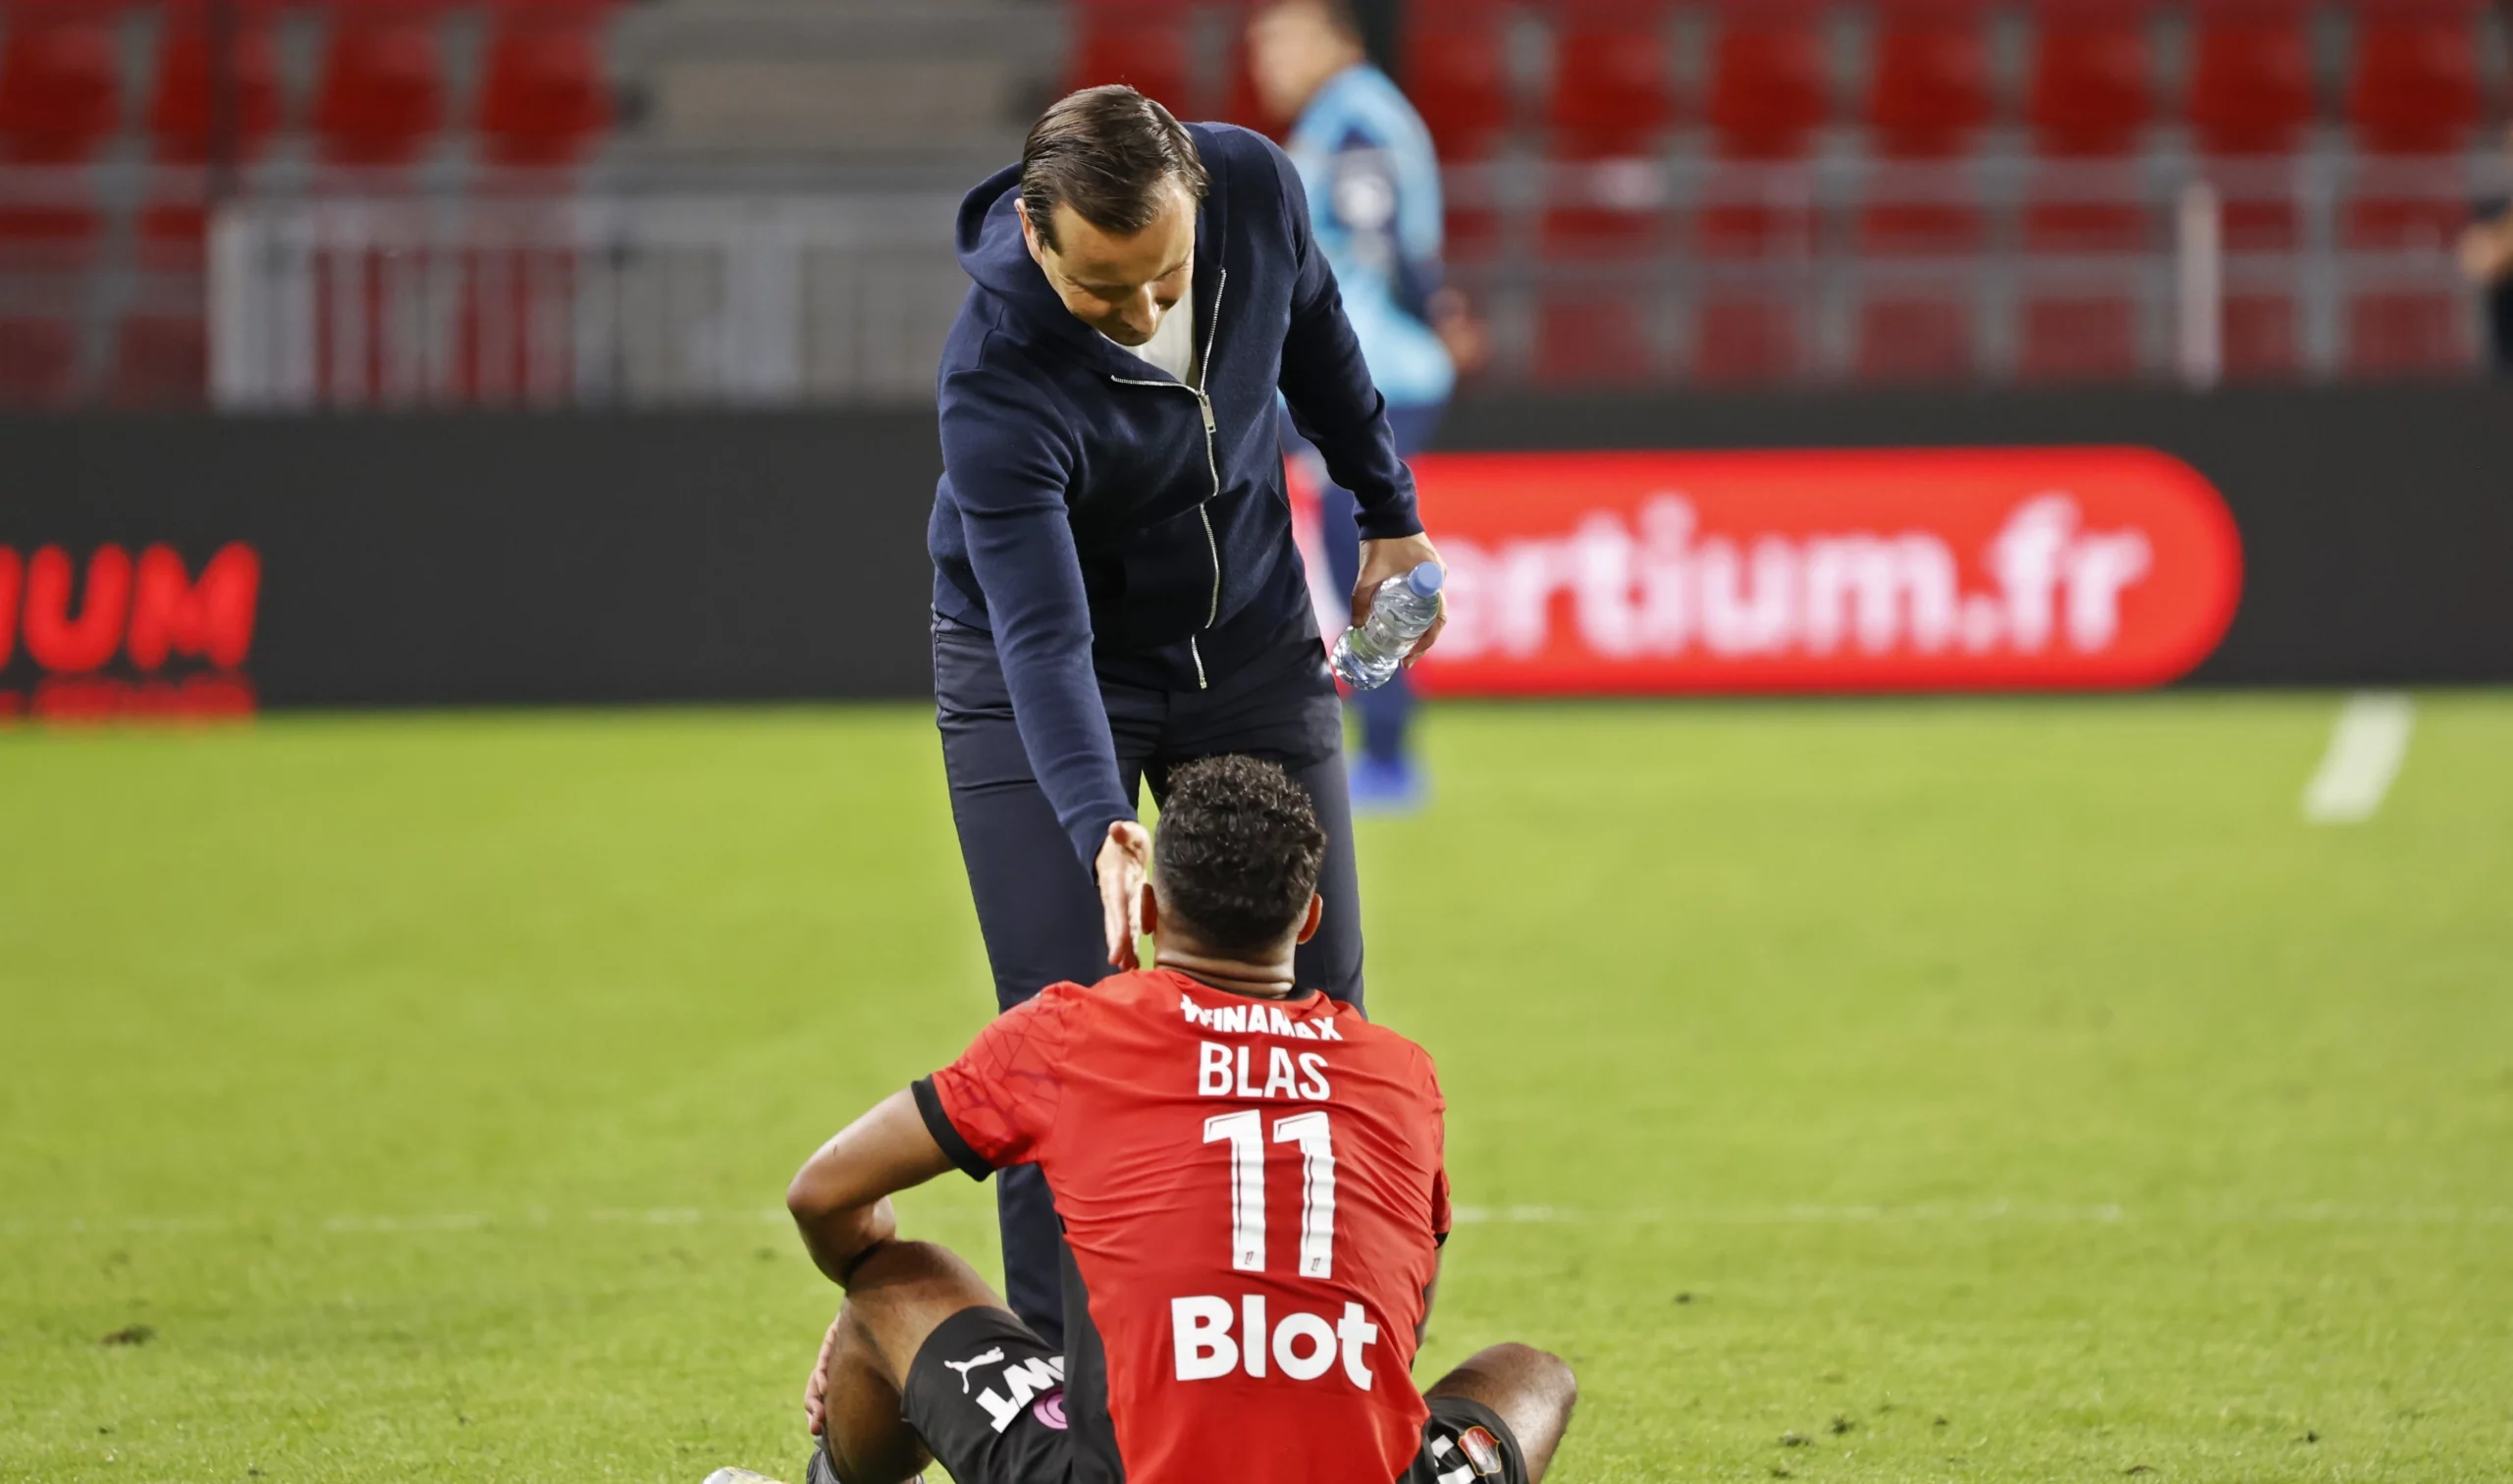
[938,362,1155,966]
[1265,138,1446,660]
[786,1091,956,1287]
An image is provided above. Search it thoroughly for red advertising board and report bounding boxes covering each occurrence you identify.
[1397,449,2243,695]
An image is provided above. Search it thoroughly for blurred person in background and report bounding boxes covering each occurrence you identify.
[1252,0,1480,813]
[2460,126,2513,373]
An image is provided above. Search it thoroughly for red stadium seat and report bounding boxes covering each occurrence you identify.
[107,314,208,405]
[1541,158,1667,263]
[2188,3,2316,158]
[2338,2,2481,379]
[1067,0,1194,115]
[0,158,100,272]
[1404,1,1509,162]
[146,1,284,166]
[130,196,209,272]
[140,0,283,277]
[1692,193,1815,264]
[2188,3,2314,379]
[2028,3,2154,159]
[0,198,97,266]
[2348,1,2484,156]
[0,4,123,165]
[2221,295,2300,378]
[0,316,79,403]
[2346,292,2471,375]
[1444,198,1505,263]
[2020,4,2156,384]
[1866,0,1991,161]
[1855,3,1988,386]
[1697,2,1825,290]
[1533,284,1659,386]
[313,3,448,168]
[2346,186,2469,254]
[1692,293,1807,383]
[2017,296,2142,381]
[2022,4,2154,247]
[478,2,613,167]
[1856,296,1975,381]
[1545,0,1674,161]
[1704,5,1827,161]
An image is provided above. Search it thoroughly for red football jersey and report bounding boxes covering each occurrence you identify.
[918,968,1451,1484]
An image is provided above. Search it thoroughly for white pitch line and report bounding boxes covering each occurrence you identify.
[2302,692,2414,824]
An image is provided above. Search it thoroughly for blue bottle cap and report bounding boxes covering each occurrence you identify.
[1405,562,1445,599]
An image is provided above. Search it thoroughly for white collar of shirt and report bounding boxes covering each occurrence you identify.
[1102,262,1198,384]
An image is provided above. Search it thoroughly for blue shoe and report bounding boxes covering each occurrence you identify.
[1349,755,1428,815]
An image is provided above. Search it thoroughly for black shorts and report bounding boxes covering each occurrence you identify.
[861,1306,1530,1484]
[1400,1395,1531,1484]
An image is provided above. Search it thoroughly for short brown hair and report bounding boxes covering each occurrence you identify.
[1021,85,1210,253]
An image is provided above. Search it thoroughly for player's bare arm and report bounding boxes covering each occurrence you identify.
[786,1092,953,1286]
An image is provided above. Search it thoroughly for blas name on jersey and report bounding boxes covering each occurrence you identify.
[1185,993,1339,1102]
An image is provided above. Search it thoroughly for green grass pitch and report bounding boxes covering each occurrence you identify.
[4,696,2510,1483]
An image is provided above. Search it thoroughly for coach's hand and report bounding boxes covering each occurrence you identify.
[1354,531,1448,665]
[1096,820,1153,970]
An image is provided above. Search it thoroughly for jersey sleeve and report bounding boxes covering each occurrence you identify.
[914,986,1080,1180]
[1417,1043,1452,1242]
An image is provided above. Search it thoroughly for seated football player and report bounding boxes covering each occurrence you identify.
[706,754,1576,1484]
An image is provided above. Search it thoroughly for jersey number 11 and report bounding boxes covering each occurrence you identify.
[1203,1109,1337,1279]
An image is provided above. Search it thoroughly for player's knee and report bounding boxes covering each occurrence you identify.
[1539,1349,1577,1411]
[846,1240,986,1297]
[1492,1343,1577,1409]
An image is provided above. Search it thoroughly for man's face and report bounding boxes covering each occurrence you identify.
[1019,186,1196,347]
[1249,3,1353,123]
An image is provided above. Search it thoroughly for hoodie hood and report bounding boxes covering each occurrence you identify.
[956,163,1126,360]
[956,166,1055,315]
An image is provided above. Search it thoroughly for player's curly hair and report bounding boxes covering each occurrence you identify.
[1153,755,1328,954]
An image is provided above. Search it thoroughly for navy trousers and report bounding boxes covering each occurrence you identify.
[1285,399,1447,766]
[932,611,1363,1344]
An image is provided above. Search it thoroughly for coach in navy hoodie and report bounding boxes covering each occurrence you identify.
[928,85,1444,1341]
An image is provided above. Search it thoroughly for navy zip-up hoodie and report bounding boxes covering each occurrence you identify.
[930,122,1422,865]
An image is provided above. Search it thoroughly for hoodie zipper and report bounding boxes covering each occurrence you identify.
[1108,267,1228,690]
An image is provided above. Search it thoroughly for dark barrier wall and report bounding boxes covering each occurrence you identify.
[1,412,940,707]
[1,384,2507,710]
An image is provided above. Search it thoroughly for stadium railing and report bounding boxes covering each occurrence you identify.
[192,147,2504,410]
[1444,145,2505,388]
[207,190,965,407]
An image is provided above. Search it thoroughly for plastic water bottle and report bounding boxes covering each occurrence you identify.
[1330,562,1445,691]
